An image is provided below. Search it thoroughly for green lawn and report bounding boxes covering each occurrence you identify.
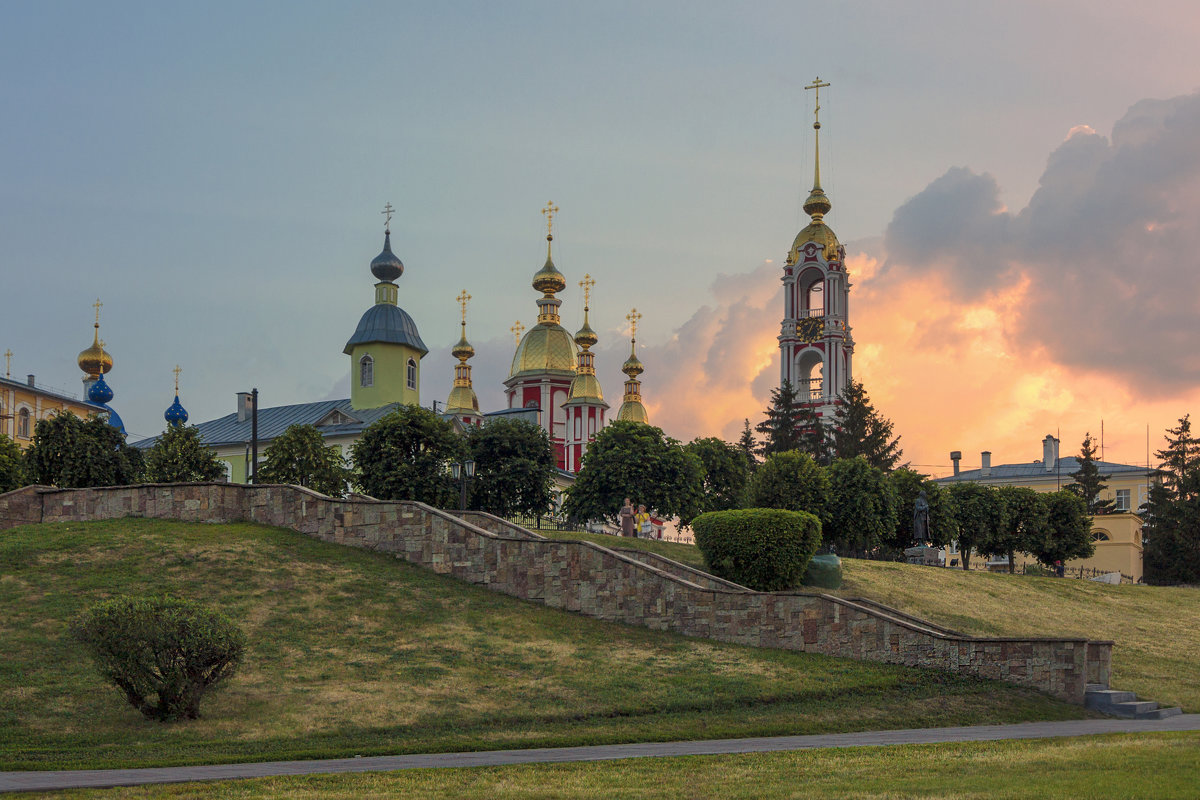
[565,533,1200,711]
[0,519,1085,771]
[26,733,1200,799]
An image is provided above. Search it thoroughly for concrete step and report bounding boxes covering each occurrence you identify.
[1105,700,1162,718]
[1137,707,1183,720]
[1085,689,1138,709]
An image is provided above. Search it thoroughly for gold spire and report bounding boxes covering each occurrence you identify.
[803,77,832,219]
[447,290,479,414]
[77,298,113,377]
[457,290,471,326]
[542,200,559,239]
[617,306,648,422]
[625,308,642,353]
[452,291,475,361]
[173,364,182,393]
[574,274,598,349]
[511,320,525,346]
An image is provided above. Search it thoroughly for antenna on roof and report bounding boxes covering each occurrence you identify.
[1101,419,1105,462]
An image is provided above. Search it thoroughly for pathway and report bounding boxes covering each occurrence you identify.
[3,715,1198,793]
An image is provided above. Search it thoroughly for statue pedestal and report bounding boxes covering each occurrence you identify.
[904,545,942,566]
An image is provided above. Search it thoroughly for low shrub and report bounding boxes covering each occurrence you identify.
[71,595,245,721]
[692,508,822,592]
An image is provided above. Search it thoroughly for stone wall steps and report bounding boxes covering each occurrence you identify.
[1085,684,1183,719]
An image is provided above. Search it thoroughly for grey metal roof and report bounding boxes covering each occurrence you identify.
[937,456,1152,484]
[0,375,106,413]
[343,304,428,356]
[131,398,401,449]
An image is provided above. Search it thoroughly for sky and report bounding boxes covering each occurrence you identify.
[3,1,1200,476]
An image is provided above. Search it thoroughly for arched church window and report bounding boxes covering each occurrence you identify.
[18,407,31,438]
[359,355,374,388]
[406,358,417,391]
[1091,531,1111,542]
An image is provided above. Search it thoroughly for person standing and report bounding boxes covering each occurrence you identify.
[619,497,635,537]
[636,504,651,538]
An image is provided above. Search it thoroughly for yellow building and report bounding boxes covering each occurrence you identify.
[937,435,1151,582]
[1,372,106,449]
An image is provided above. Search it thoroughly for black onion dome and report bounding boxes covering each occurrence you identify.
[370,232,404,282]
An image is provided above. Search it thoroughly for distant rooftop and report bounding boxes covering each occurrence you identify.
[132,398,400,449]
[937,456,1151,484]
[0,374,105,413]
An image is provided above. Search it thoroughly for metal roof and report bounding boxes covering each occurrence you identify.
[937,456,1151,484]
[343,303,428,356]
[131,398,401,449]
[0,375,106,412]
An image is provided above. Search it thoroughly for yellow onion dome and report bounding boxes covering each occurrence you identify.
[622,351,644,377]
[510,323,578,377]
[568,372,604,402]
[790,217,841,263]
[77,331,112,376]
[451,331,474,360]
[532,241,567,295]
[446,384,479,413]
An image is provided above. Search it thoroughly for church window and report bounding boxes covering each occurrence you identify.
[18,407,30,438]
[406,358,417,390]
[1115,489,1130,512]
[360,355,374,388]
[1092,531,1111,542]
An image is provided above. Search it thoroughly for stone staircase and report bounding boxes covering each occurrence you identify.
[1085,684,1183,720]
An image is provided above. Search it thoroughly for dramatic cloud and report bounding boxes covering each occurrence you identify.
[883,90,1200,391]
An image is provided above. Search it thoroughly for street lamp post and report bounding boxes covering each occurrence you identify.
[451,459,475,511]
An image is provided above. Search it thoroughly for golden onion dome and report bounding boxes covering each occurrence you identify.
[567,372,604,402]
[509,322,578,377]
[532,237,567,295]
[77,330,112,377]
[574,316,598,349]
[446,384,480,413]
[451,331,474,361]
[622,351,644,377]
[790,219,841,263]
[803,185,832,218]
[617,400,649,424]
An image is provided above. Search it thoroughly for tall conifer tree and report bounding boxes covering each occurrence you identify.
[755,382,804,458]
[831,381,902,471]
[1067,432,1114,515]
[1143,415,1200,585]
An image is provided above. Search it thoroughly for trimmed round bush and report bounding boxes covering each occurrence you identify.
[692,508,822,592]
[71,595,245,721]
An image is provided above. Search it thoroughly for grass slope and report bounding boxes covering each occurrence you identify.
[0,520,1084,770]
[559,533,1200,711]
[26,733,1200,799]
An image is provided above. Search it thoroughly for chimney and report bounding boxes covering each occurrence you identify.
[981,451,992,477]
[26,374,34,387]
[237,391,252,423]
[950,451,962,477]
[1043,434,1059,473]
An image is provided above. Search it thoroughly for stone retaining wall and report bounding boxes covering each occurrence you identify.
[0,483,1112,702]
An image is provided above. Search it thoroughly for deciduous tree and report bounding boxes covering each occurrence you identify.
[352,405,463,507]
[745,450,829,524]
[886,468,954,551]
[26,412,143,488]
[825,456,898,554]
[0,434,25,493]
[465,419,555,517]
[145,425,226,484]
[1028,490,1095,569]
[947,482,1002,570]
[258,424,351,497]
[564,421,703,525]
[685,436,750,514]
[990,486,1048,573]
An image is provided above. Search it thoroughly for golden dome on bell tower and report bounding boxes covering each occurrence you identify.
[509,202,579,378]
[789,77,842,263]
[77,298,113,377]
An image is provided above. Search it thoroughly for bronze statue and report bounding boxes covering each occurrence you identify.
[912,490,930,543]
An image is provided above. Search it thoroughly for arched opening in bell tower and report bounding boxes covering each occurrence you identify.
[794,350,824,402]
[798,268,825,317]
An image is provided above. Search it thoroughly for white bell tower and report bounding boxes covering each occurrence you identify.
[779,77,853,421]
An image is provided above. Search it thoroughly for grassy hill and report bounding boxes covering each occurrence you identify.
[0,519,1086,770]
[554,531,1200,712]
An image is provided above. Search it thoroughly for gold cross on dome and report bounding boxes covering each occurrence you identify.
[626,308,642,340]
[542,201,559,238]
[456,290,471,325]
[92,298,103,325]
[381,202,394,233]
[511,320,525,345]
[173,364,182,393]
[805,76,830,126]
[579,274,595,308]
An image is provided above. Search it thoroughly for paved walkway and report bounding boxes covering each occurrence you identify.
[3,715,1198,793]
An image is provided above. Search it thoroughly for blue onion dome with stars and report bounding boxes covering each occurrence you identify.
[164,366,189,426]
[165,395,189,426]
